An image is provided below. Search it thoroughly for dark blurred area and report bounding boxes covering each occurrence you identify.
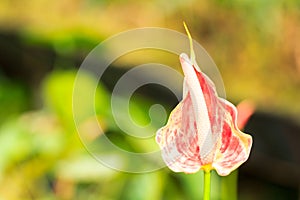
[0,0,299,199]
[240,112,300,199]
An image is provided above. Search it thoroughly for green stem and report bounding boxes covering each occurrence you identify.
[203,169,211,200]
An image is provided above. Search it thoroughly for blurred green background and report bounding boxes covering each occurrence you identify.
[0,0,300,199]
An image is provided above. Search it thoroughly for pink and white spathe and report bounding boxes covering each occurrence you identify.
[156,52,253,176]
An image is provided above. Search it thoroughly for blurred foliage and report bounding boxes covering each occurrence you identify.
[0,0,299,199]
[0,74,29,122]
[0,0,299,118]
[0,69,234,200]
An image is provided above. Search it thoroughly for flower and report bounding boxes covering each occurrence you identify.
[155,25,253,176]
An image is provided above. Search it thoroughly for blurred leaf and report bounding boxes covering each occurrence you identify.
[0,76,29,123]
[121,172,164,200]
[55,155,117,182]
[0,111,67,172]
[220,170,238,200]
[177,172,204,200]
[0,119,32,172]
[42,70,110,129]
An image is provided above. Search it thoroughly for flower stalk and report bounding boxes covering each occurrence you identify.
[203,169,211,200]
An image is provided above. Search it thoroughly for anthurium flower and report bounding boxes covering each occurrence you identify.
[156,26,252,176]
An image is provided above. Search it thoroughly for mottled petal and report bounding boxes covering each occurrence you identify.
[156,92,202,173]
[212,99,253,176]
[156,25,253,176]
[192,67,253,176]
[179,54,252,175]
[180,53,214,162]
